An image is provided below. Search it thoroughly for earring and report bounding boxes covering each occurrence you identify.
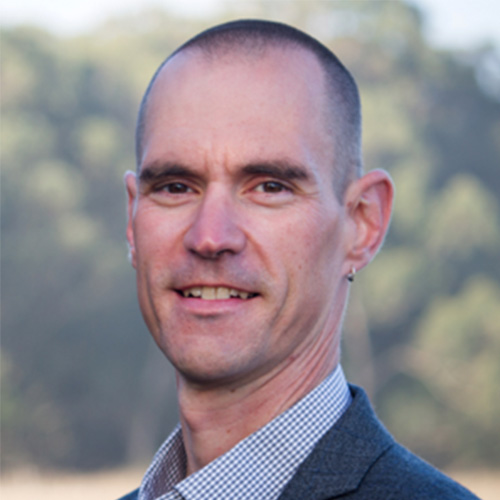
[127,243,134,264]
[347,266,356,282]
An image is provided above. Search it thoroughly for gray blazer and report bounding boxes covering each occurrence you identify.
[117,386,479,499]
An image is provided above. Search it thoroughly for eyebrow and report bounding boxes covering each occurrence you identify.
[138,159,311,185]
[240,161,311,182]
[138,162,195,185]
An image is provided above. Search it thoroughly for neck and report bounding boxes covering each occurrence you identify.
[176,330,340,476]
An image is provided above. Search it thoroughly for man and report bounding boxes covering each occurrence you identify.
[120,20,478,500]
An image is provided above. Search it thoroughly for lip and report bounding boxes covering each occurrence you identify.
[172,285,259,315]
[176,283,256,293]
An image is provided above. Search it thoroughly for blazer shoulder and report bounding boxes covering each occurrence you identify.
[279,385,479,500]
[361,442,481,500]
[116,488,139,500]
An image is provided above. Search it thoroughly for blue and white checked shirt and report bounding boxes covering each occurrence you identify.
[139,365,352,500]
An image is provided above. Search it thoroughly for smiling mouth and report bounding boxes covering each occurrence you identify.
[177,286,258,300]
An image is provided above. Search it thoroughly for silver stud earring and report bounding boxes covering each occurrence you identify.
[127,243,134,264]
[347,266,356,282]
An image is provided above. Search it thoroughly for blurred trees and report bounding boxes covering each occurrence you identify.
[1,1,499,471]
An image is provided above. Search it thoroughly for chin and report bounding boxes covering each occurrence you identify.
[168,349,262,388]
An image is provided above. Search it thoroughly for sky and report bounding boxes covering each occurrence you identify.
[1,0,499,51]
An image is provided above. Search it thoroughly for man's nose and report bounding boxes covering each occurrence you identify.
[183,187,246,259]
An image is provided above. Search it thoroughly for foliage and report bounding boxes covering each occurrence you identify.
[1,1,499,470]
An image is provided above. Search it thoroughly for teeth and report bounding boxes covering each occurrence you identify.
[182,287,201,298]
[182,286,253,300]
[201,287,216,300]
[216,287,230,299]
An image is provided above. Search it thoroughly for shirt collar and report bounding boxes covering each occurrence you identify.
[139,365,351,500]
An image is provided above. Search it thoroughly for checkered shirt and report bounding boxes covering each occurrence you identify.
[138,365,352,500]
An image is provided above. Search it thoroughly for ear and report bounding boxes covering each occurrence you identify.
[343,169,394,274]
[124,170,138,268]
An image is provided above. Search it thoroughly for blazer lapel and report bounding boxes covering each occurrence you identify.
[278,385,395,500]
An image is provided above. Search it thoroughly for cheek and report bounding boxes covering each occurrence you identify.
[134,207,184,258]
[252,217,316,299]
[286,214,343,289]
[132,212,179,309]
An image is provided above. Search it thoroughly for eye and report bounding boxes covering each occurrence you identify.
[160,182,193,194]
[254,181,289,193]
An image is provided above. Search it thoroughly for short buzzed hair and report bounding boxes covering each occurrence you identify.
[135,19,362,197]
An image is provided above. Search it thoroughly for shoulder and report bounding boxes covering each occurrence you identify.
[358,442,480,499]
[116,488,139,500]
[280,385,479,500]
[336,386,479,499]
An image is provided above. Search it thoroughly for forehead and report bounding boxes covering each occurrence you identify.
[140,46,334,174]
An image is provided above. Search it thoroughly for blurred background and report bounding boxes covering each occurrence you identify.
[1,0,499,498]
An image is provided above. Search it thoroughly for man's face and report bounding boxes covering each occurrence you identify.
[126,47,353,387]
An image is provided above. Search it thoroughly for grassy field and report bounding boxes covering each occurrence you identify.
[0,468,143,500]
[0,467,497,499]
